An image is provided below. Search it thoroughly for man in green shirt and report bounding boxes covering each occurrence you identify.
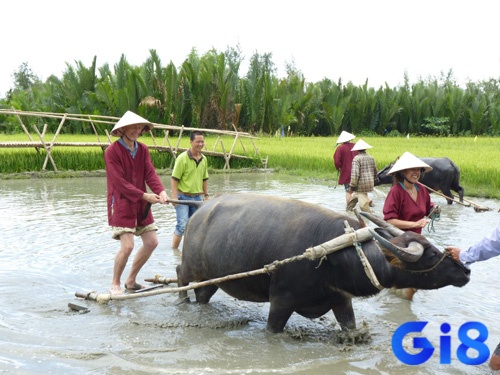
[171,131,209,250]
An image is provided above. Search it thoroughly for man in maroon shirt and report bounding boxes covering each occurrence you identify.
[333,131,357,207]
[105,111,169,295]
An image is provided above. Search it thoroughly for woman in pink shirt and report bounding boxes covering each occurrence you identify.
[383,152,436,234]
[382,152,437,301]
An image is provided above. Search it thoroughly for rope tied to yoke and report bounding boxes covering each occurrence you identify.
[302,231,358,268]
[344,221,384,290]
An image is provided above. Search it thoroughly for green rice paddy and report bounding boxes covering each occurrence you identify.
[0,133,498,199]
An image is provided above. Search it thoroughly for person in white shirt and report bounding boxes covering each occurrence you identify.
[446,220,500,371]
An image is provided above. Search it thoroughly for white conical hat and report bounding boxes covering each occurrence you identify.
[388,152,433,175]
[110,111,154,136]
[336,131,355,144]
[351,139,372,151]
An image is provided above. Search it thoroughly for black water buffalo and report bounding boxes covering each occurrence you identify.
[176,194,470,333]
[376,157,464,204]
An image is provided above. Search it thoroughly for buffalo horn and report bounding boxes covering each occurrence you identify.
[353,208,367,228]
[359,212,405,237]
[368,228,424,262]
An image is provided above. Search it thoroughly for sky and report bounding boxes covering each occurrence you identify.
[1,0,499,96]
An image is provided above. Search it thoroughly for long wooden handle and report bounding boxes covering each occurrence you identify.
[142,199,203,219]
[416,182,470,207]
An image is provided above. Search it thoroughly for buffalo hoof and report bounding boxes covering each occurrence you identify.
[334,324,371,345]
[175,296,191,305]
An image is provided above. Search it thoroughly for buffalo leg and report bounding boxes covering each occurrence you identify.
[442,188,454,204]
[175,264,191,303]
[458,187,464,203]
[194,285,218,304]
[331,297,356,330]
[267,301,294,333]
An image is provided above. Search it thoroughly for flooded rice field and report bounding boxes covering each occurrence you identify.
[1,172,499,374]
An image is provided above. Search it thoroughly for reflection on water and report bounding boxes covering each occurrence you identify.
[0,172,499,374]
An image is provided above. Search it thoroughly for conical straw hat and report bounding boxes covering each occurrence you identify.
[336,131,355,144]
[111,111,154,137]
[351,139,372,151]
[388,152,433,175]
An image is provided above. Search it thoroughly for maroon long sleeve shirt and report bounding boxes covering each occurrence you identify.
[104,141,165,228]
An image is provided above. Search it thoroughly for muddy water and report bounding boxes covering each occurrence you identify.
[1,172,499,374]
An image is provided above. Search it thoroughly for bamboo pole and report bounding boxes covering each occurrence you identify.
[213,135,221,151]
[461,197,491,212]
[75,227,374,303]
[0,110,259,139]
[14,111,39,153]
[41,114,67,170]
[104,129,112,143]
[32,125,58,171]
[163,130,177,161]
[219,140,230,169]
[417,182,470,207]
[88,115,108,151]
[226,132,239,166]
[232,123,248,155]
[249,138,260,156]
[0,109,118,125]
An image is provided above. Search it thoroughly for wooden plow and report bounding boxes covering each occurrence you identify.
[74,225,377,304]
[417,182,491,212]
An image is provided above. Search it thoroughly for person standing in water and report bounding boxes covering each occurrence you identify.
[333,131,357,208]
[170,131,209,251]
[104,111,169,295]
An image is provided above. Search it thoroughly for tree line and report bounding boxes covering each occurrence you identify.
[1,47,500,137]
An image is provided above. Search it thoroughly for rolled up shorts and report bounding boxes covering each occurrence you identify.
[111,223,158,240]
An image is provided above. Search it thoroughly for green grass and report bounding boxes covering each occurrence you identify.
[0,133,498,199]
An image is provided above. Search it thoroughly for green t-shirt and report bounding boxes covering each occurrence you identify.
[172,150,209,193]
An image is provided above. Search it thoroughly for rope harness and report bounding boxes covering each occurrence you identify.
[405,250,449,274]
[345,222,384,290]
[426,205,441,232]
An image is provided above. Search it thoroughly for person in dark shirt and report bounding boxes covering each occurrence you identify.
[333,131,357,208]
